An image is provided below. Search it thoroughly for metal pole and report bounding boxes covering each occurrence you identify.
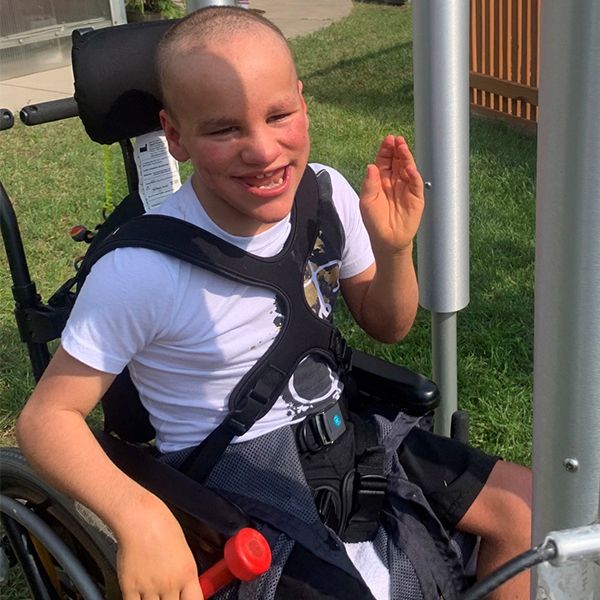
[413,0,470,436]
[532,1,600,597]
[187,0,235,12]
[431,313,458,436]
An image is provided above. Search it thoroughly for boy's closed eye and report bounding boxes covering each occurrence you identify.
[208,126,238,136]
[268,112,291,123]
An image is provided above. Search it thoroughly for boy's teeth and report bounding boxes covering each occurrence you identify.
[254,171,275,180]
[258,177,284,190]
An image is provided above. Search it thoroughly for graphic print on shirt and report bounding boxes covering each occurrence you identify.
[277,229,344,418]
[304,235,341,320]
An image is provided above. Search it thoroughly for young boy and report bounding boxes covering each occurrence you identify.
[16,7,531,600]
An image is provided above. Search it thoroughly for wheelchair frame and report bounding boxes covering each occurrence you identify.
[1,105,120,599]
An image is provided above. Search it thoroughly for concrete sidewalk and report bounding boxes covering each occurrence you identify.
[0,0,352,112]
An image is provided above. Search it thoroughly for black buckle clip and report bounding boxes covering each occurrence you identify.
[355,474,387,514]
[358,473,387,494]
[298,401,347,453]
[315,403,346,446]
[330,331,351,369]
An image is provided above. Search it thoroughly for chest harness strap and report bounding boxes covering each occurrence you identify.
[79,168,349,468]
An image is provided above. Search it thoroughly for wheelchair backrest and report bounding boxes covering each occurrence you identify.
[73,20,171,146]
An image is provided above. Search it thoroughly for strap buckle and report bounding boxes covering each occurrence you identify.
[227,385,273,437]
[330,331,351,369]
[346,452,387,534]
[357,473,387,497]
[342,471,387,542]
[315,403,346,446]
[298,401,347,453]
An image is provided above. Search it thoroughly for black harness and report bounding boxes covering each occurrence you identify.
[76,167,385,539]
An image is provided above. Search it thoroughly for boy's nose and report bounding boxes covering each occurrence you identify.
[241,128,280,165]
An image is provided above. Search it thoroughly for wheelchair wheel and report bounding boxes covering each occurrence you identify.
[0,447,120,599]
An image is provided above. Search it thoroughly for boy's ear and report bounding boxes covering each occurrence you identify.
[297,80,307,114]
[160,109,190,162]
[297,80,309,129]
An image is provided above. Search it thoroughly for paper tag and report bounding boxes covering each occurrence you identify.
[133,131,181,211]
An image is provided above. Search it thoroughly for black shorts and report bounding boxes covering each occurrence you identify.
[398,427,499,528]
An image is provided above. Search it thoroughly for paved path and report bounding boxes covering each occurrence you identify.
[0,0,352,112]
[252,0,351,39]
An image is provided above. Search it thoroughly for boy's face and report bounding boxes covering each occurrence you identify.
[160,30,310,236]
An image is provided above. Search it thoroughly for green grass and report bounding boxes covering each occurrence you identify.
[0,2,537,596]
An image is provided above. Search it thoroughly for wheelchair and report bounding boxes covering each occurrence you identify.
[1,19,469,600]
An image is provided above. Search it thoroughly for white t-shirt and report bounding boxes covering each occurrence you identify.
[62,164,374,452]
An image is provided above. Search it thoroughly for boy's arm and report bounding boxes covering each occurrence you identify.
[16,345,203,600]
[341,135,424,344]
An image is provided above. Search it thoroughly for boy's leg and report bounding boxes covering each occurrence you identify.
[398,428,532,600]
[456,460,531,599]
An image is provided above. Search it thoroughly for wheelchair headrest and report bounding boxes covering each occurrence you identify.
[72,20,177,145]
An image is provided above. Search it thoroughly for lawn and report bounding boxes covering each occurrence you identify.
[0,2,536,467]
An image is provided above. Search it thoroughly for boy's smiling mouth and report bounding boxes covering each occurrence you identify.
[238,166,290,194]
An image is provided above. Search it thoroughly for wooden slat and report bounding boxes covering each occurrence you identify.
[494,0,500,111]
[531,0,539,121]
[470,72,538,105]
[475,0,483,107]
[517,0,524,118]
[511,0,519,116]
[482,0,488,108]
[471,0,478,105]
[525,0,532,120]
[500,0,508,113]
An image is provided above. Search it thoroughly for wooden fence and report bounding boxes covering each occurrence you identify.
[470,0,540,133]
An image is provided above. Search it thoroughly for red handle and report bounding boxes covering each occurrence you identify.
[198,528,271,598]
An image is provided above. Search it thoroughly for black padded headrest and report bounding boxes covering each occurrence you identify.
[72,20,178,145]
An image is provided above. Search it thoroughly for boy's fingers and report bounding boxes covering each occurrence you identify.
[360,164,381,201]
[374,135,395,169]
[395,137,415,165]
[182,584,205,600]
[405,163,424,196]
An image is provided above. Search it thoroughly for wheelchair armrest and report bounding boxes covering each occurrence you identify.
[347,349,440,416]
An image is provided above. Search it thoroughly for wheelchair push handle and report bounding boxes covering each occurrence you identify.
[20,98,79,126]
[198,527,271,598]
[0,108,14,131]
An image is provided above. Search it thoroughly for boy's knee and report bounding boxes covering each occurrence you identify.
[458,460,532,544]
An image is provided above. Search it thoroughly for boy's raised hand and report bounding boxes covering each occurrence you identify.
[359,135,424,256]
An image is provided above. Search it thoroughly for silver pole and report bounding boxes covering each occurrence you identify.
[431,313,458,436]
[413,0,470,436]
[532,0,600,597]
[187,0,235,12]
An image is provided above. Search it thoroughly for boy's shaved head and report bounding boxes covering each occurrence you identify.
[156,6,294,115]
